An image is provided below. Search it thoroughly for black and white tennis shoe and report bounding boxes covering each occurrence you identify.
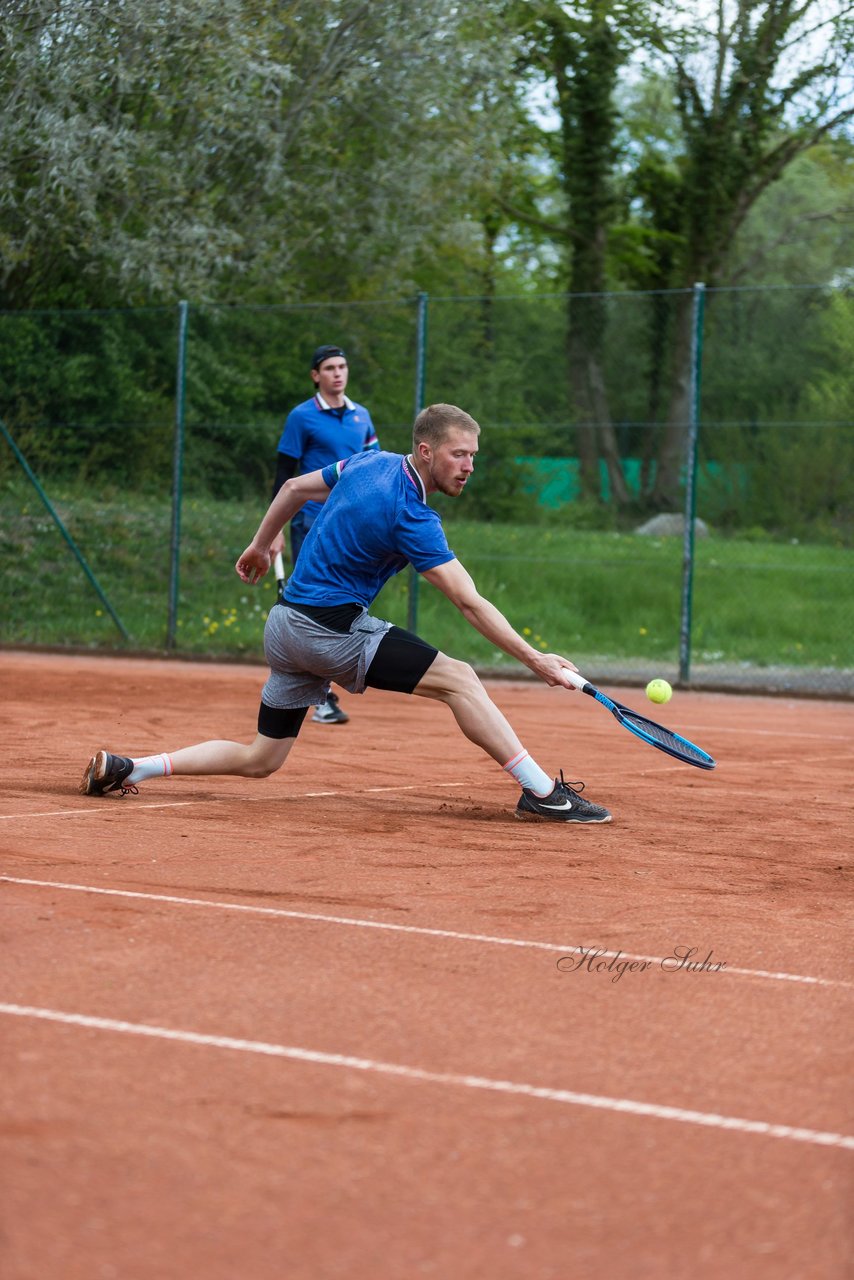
[79,750,138,796]
[311,691,349,724]
[515,772,611,823]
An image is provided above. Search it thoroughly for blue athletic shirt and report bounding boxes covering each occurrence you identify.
[284,451,455,608]
[277,393,379,520]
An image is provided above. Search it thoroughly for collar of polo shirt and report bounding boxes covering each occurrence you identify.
[316,392,355,412]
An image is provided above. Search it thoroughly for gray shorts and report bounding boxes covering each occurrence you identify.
[261,605,392,709]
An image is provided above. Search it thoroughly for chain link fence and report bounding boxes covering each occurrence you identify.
[1,286,851,695]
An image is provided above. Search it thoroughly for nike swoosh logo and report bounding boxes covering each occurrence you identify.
[538,799,574,811]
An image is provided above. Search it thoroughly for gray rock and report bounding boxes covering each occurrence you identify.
[635,513,710,538]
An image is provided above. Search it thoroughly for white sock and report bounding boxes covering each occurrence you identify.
[502,750,554,797]
[128,753,174,784]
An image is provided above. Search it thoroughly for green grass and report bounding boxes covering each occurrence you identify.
[1,482,851,672]
[400,522,851,669]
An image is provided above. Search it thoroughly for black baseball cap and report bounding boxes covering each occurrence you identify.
[310,344,346,371]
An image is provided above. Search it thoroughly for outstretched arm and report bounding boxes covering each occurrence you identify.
[422,559,579,689]
[236,470,330,583]
[269,454,300,558]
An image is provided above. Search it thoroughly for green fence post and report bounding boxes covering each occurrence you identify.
[679,282,706,684]
[407,291,428,633]
[166,300,189,649]
[0,416,131,641]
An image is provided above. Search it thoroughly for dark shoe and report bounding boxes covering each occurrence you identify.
[311,692,349,724]
[79,750,138,796]
[515,771,611,823]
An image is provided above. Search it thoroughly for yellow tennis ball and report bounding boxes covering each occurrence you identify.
[646,678,672,704]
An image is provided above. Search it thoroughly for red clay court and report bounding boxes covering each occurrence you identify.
[1,650,852,1279]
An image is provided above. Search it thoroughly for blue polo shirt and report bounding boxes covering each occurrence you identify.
[284,452,455,608]
[277,393,378,519]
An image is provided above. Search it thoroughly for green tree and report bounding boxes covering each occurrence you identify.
[725,138,854,285]
[0,0,513,310]
[499,0,662,503]
[487,1,852,511]
[647,0,854,505]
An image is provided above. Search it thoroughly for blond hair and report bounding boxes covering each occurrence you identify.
[412,403,480,450]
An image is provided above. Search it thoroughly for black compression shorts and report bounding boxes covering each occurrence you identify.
[365,625,438,694]
[257,703,309,739]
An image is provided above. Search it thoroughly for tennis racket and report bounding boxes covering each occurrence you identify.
[273,551,287,595]
[565,671,715,769]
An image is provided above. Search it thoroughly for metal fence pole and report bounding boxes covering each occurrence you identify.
[407,291,429,632]
[679,282,706,683]
[0,416,130,640]
[166,300,189,648]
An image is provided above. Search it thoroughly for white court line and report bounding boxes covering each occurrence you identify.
[685,726,851,741]
[2,876,849,990]
[0,781,467,823]
[0,803,206,820]
[2,1002,852,1152]
[0,798,206,819]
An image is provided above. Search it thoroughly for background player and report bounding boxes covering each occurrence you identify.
[271,343,379,724]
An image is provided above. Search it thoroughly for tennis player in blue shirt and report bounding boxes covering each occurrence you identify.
[80,404,611,824]
[271,343,379,724]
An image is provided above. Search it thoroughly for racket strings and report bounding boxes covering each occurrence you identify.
[623,712,712,765]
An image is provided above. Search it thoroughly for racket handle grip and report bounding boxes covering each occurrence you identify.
[273,551,286,584]
[564,669,587,691]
